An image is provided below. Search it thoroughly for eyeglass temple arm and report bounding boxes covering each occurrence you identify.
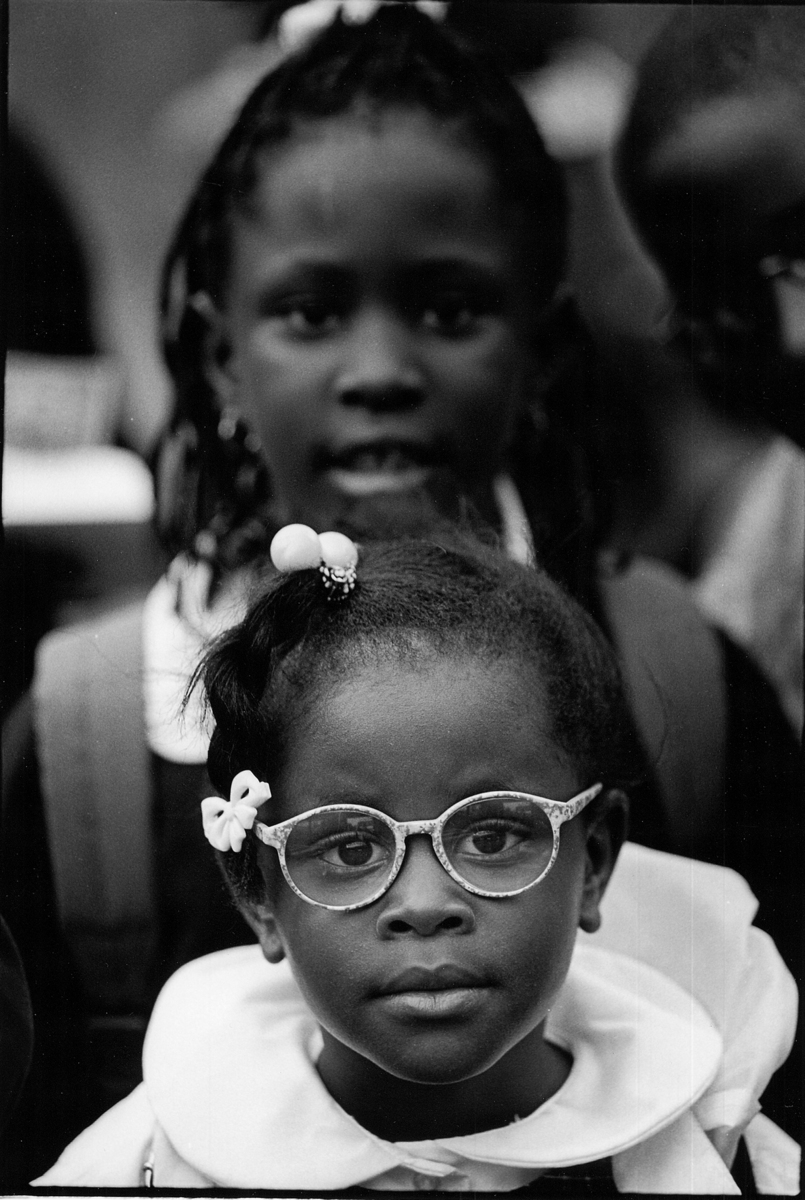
[254,824,283,849]
[557,782,603,823]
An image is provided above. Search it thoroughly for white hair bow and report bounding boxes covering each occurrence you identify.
[201,770,272,853]
[279,0,446,53]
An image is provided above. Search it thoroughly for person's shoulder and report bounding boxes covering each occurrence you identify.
[32,1084,155,1187]
[598,555,728,854]
[33,595,146,701]
[598,553,707,632]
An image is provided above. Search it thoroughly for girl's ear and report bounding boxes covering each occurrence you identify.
[240,901,286,964]
[578,788,629,934]
[187,290,238,407]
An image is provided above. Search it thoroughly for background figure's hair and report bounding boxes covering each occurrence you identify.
[155,4,606,610]
[617,7,805,434]
[198,530,644,903]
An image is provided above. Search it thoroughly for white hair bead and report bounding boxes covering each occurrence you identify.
[279,1,446,54]
[319,530,359,570]
[269,524,322,572]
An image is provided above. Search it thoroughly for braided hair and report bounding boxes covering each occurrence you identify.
[198,530,643,903]
[158,4,603,610]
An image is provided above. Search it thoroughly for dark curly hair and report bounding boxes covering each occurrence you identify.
[156,4,606,610]
[197,529,643,903]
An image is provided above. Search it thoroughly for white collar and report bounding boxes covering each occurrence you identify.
[142,557,248,762]
[143,942,721,1191]
[143,476,534,763]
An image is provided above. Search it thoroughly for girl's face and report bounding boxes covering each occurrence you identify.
[211,110,538,529]
[246,653,622,1111]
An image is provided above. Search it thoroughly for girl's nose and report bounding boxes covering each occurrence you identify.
[337,309,424,412]
[375,837,476,938]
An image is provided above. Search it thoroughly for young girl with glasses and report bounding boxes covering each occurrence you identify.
[38,526,798,1192]
[10,2,800,1179]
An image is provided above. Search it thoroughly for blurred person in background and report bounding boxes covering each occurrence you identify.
[613,9,805,1141]
[616,6,805,738]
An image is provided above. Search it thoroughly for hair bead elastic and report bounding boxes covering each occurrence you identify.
[270,524,358,600]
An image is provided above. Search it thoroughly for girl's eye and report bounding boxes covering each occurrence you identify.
[421,294,483,336]
[318,835,389,870]
[269,297,344,338]
[455,820,531,858]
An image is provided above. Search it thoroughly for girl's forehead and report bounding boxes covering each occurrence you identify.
[273,651,580,810]
[242,108,509,239]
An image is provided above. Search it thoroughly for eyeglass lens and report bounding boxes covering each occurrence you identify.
[282,797,556,906]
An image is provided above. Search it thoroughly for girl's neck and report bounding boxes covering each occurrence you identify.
[316,1023,571,1142]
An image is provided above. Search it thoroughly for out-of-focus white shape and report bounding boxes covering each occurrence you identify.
[5,352,125,450]
[3,446,155,526]
[522,40,635,161]
[773,273,805,356]
[279,0,445,52]
[692,436,804,735]
[160,1,446,165]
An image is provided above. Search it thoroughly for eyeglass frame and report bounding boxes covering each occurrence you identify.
[253,782,603,911]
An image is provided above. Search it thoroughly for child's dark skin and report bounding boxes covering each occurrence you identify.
[243,652,627,1142]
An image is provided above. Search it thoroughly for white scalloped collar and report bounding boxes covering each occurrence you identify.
[143,942,722,1191]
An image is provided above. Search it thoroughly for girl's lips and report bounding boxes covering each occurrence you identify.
[325,465,431,496]
[377,987,487,1020]
[374,966,491,1021]
[320,441,441,496]
[378,964,488,994]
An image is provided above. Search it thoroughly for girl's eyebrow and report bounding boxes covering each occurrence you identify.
[253,260,351,287]
[248,250,509,278]
[454,780,536,797]
[293,782,543,813]
[405,254,509,274]
[401,258,509,286]
[300,788,380,809]
[250,263,354,307]
[251,258,510,304]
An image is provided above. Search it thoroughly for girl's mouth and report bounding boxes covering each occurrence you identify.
[377,987,487,1020]
[373,963,491,1020]
[322,442,436,496]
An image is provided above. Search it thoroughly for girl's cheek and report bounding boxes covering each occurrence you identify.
[249,353,336,405]
[441,329,529,391]
[257,851,288,909]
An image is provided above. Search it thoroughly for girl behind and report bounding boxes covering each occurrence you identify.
[38,526,798,1193]
[159,2,595,605]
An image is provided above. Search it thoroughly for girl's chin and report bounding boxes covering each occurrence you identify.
[290,469,499,543]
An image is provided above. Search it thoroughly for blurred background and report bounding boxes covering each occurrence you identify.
[5,2,803,732]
